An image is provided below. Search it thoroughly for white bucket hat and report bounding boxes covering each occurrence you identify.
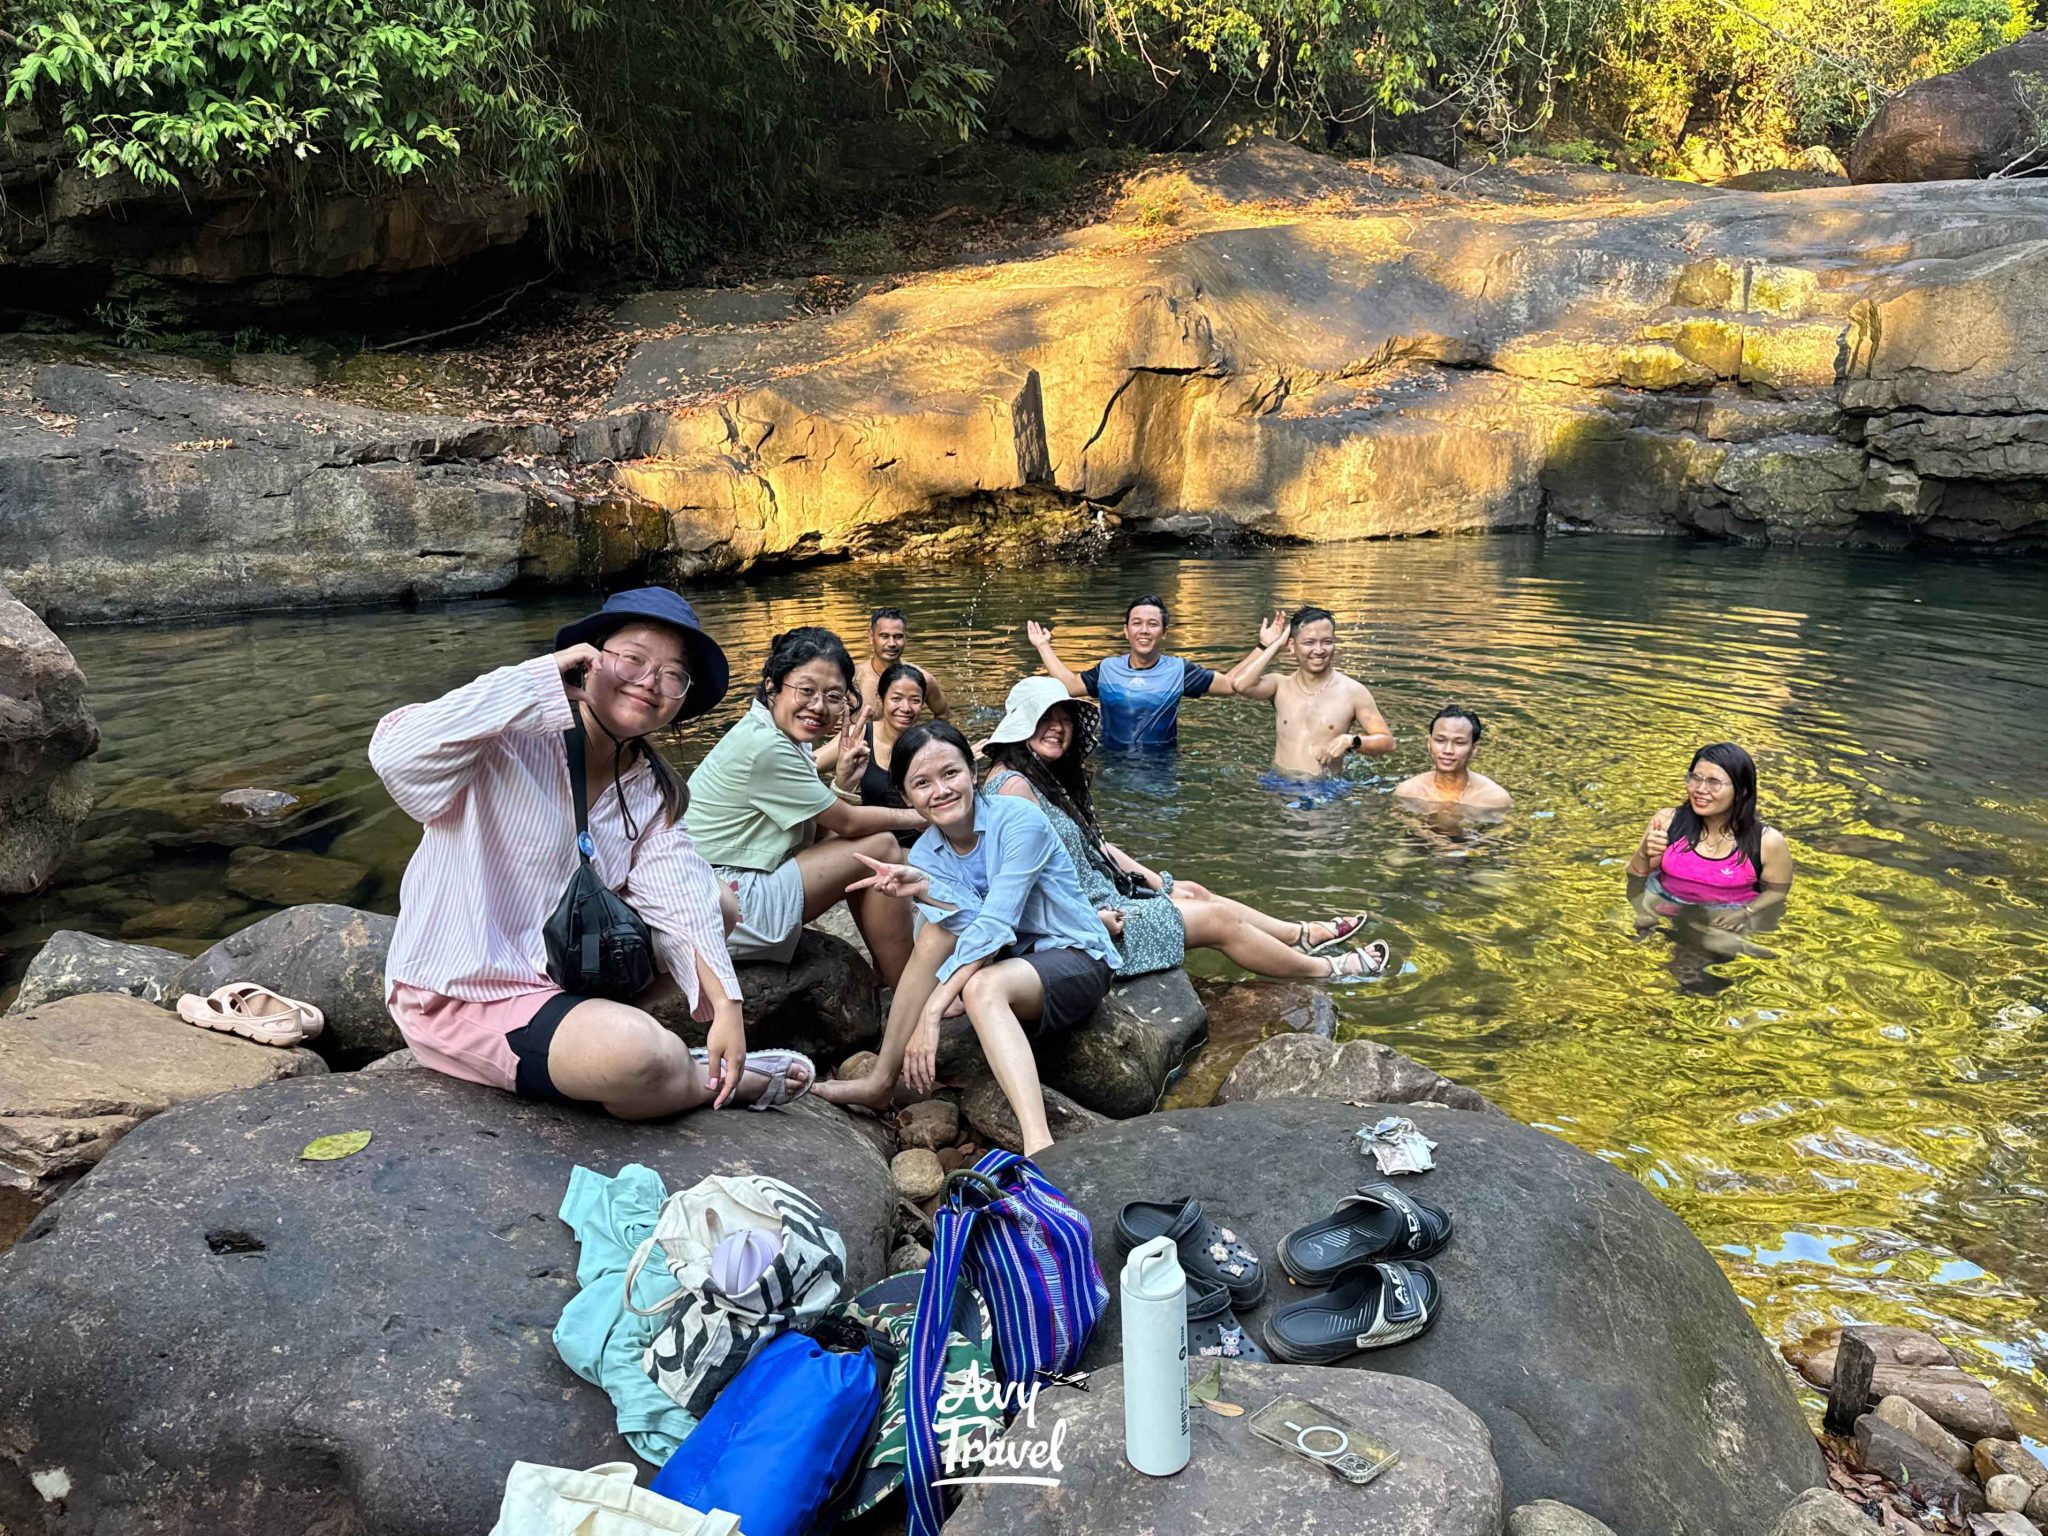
[980,676,1099,752]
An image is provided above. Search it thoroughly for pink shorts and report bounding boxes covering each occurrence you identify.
[388,982,563,1093]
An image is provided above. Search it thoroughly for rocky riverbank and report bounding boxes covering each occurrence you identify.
[0,899,2034,1534]
[6,141,2048,622]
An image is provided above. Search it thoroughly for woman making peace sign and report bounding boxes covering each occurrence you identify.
[686,627,925,985]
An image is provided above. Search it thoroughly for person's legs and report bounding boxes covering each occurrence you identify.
[814,921,957,1110]
[961,959,1053,1156]
[1171,881,1360,948]
[1177,894,1339,979]
[544,999,799,1119]
[795,833,915,986]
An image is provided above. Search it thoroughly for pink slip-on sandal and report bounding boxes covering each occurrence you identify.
[175,983,324,1048]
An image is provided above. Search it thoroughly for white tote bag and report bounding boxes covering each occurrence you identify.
[487,1460,743,1536]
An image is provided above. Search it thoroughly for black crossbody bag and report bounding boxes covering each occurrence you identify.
[544,713,657,1000]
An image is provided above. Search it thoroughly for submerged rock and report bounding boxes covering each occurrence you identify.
[177,903,400,1067]
[223,844,373,907]
[1166,976,1336,1106]
[0,584,97,894]
[5,929,187,1014]
[216,787,301,820]
[1216,1031,1501,1114]
[0,1071,891,1536]
[949,1360,1502,1536]
[1038,1099,1825,1534]
[0,993,324,1247]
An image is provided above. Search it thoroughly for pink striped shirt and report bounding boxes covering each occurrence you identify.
[370,654,741,1020]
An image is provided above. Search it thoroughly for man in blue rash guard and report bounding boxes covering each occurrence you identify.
[1024,596,1289,749]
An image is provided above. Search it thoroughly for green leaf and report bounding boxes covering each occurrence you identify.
[300,1130,373,1161]
[1189,1360,1222,1402]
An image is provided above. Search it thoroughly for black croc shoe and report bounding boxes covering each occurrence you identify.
[1186,1274,1270,1363]
[1115,1197,1266,1308]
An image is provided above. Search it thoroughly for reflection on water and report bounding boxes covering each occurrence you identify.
[6,534,2048,1422]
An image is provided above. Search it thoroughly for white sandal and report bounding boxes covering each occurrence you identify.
[175,983,324,1047]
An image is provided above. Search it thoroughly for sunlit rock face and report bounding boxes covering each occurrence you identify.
[7,142,2048,623]
[587,143,2048,563]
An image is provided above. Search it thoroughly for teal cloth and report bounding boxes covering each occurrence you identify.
[554,1163,696,1463]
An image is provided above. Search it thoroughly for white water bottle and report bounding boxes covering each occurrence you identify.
[1120,1234,1192,1477]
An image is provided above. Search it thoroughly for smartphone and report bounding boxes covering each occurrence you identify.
[1246,1396,1401,1486]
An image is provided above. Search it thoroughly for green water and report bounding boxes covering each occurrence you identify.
[6,534,2047,1422]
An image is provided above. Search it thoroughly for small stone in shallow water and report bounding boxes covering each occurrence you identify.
[216,788,300,820]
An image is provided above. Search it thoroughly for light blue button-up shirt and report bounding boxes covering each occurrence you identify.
[910,792,1121,982]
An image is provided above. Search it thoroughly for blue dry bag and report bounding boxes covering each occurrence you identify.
[651,1323,893,1536]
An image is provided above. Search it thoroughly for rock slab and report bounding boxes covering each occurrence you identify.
[1853,1414,1988,1515]
[1215,1031,1502,1114]
[0,1071,893,1536]
[1789,1324,2015,1442]
[176,902,400,1067]
[1038,1099,1825,1536]
[5,930,187,1015]
[0,583,97,894]
[0,993,324,1247]
[948,1360,1503,1536]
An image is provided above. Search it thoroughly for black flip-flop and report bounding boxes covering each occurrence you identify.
[1186,1274,1269,1363]
[1278,1182,1452,1285]
[1262,1260,1442,1365]
[1115,1197,1267,1308]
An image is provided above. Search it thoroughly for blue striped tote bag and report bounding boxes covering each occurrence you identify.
[903,1149,1109,1536]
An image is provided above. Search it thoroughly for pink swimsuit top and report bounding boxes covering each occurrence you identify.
[1659,836,1761,905]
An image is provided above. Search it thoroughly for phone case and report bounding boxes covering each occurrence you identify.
[1246,1396,1400,1485]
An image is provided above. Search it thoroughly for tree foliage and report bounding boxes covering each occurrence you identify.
[1,0,2041,242]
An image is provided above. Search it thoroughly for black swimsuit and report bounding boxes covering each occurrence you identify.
[861,725,919,848]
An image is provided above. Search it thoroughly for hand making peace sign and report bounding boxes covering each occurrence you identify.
[832,701,872,790]
[847,850,928,903]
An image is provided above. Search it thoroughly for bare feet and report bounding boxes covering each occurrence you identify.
[814,1070,897,1112]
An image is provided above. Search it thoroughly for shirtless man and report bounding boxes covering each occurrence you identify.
[1235,606,1396,779]
[858,608,949,719]
[1393,706,1513,811]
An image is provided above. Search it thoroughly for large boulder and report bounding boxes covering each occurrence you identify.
[934,968,1208,1119]
[0,584,97,893]
[1215,1032,1503,1115]
[1849,34,2048,183]
[949,1360,1503,1536]
[0,993,324,1247]
[670,928,881,1060]
[0,1071,892,1536]
[4,930,187,1014]
[176,902,399,1068]
[1038,1100,1826,1535]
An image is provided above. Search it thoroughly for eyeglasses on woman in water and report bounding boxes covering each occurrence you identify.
[601,647,691,698]
[1685,771,1731,791]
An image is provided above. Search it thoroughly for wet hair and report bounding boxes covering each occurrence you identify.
[1124,594,1169,627]
[875,662,928,707]
[869,607,907,630]
[890,720,978,804]
[1291,605,1337,632]
[755,626,856,704]
[1668,742,1763,873]
[1429,705,1483,742]
[986,712,1129,891]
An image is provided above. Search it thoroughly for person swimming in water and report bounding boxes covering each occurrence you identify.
[1393,706,1512,812]
[858,608,949,720]
[1626,742,1792,936]
[1234,605,1395,779]
[1024,595,1275,750]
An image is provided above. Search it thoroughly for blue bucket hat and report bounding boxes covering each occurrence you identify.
[552,587,730,720]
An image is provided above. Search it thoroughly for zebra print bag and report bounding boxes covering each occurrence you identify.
[624,1174,849,1422]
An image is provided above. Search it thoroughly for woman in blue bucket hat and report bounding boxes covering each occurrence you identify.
[369,587,813,1116]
